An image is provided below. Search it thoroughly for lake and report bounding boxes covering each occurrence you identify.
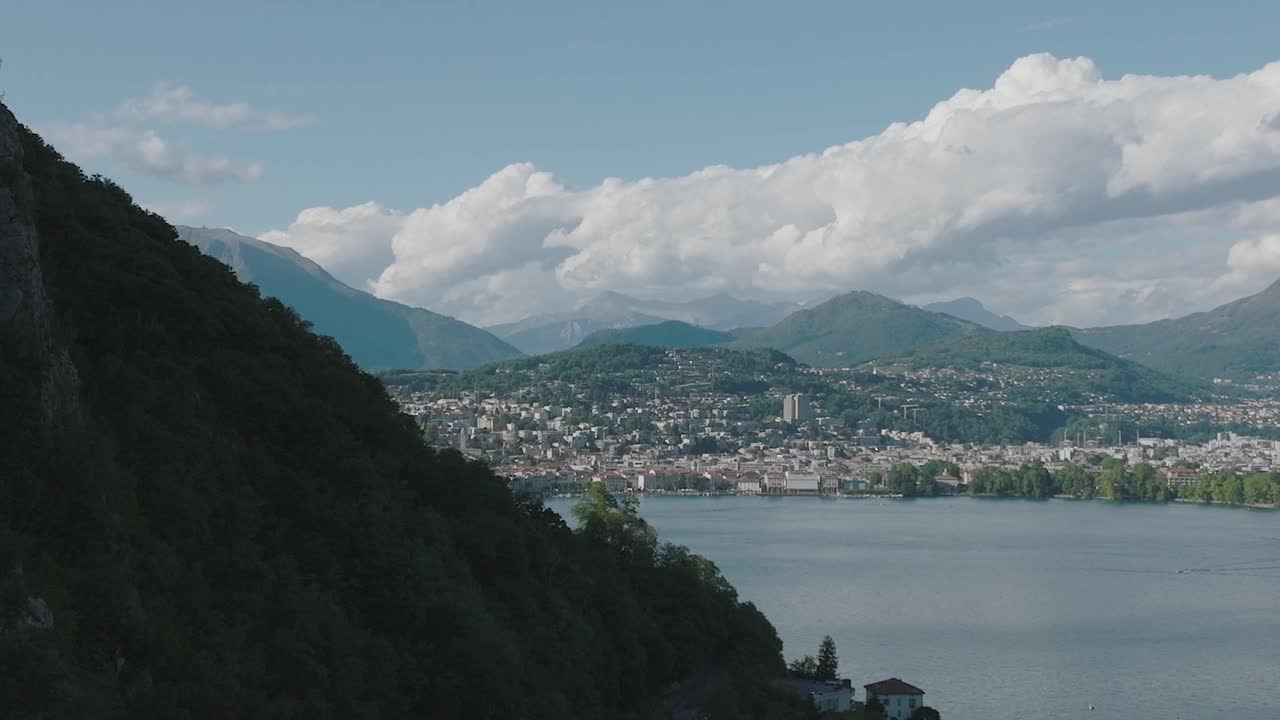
[545,495,1279,719]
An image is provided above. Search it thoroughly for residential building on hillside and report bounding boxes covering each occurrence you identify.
[783,393,811,423]
[865,678,925,720]
[773,678,853,713]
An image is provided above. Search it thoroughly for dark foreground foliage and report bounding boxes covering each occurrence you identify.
[0,115,810,719]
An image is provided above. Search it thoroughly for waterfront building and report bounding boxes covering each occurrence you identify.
[865,678,926,720]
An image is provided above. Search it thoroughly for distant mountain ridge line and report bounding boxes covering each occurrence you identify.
[178,226,522,370]
[576,320,735,349]
[1071,277,1280,380]
[488,290,801,354]
[921,297,1032,331]
[179,226,1280,379]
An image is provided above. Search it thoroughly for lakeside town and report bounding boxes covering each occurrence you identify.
[385,347,1280,502]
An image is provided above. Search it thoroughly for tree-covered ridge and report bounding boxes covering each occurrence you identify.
[0,106,811,719]
[384,342,1076,445]
[380,343,797,396]
[728,290,987,367]
[880,327,1204,404]
[578,320,735,349]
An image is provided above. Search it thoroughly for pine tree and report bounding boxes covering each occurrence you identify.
[816,635,839,680]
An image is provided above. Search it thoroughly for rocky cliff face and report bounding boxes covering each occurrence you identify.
[0,102,78,428]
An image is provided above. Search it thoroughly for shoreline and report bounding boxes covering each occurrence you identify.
[544,492,1278,510]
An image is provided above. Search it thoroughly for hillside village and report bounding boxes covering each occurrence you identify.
[384,346,1280,501]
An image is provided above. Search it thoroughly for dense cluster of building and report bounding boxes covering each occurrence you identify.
[396,387,1280,497]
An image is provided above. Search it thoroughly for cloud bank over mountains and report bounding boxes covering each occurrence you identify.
[261,53,1280,327]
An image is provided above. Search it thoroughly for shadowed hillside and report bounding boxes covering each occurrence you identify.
[0,103,810,720]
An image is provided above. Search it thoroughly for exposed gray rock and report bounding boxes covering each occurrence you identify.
[0,101,79,429]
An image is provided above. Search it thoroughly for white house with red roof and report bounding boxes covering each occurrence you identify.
[864,678,925,720]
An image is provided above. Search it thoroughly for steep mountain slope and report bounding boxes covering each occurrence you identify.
[577,320,734,348]
[0,104,804,719]
[887,327,1202,403]
[729,290,988,366]
[179,226,521,370]
[1073,280,1280,380]
[922,297,1032,331]
[489,291,799,354]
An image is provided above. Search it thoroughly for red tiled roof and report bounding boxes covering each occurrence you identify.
[865,678,924,696]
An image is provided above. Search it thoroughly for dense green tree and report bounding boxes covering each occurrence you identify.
[1018,464,1055,498]
[1055,463,1094,498]
[788,655,818,679]
[911,707,942,720]
[887,463,921,496]
[919,459,961,479]
[1217,475,1245,504]
[815,635,839,681]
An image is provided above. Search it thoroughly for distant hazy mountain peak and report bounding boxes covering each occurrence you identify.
[493,290,798,354]
[922,296,1031,331]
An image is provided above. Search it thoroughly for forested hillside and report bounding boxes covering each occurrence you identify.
[892,327,1203,403]
[1073,279,1280,380]
[730,290,986,366]
[0,104,809,719]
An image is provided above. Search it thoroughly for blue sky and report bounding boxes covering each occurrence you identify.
[5,1,1280,325]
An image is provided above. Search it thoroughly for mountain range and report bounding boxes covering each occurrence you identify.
[178,226,521,370]
[1072,279,1280,381]
[183,227,1280,382]
[488,290,799,354]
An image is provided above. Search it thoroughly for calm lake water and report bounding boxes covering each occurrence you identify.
[545,496,1279,720]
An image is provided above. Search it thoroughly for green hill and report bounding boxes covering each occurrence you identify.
[0,104,805,718]
[180,226,523,370]
[730,290,987,366]
[1073,280,1280,380]
[577,320,733,348]
[890,327,1203,403]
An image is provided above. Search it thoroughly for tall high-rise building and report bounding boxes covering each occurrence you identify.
[782,393,810,423]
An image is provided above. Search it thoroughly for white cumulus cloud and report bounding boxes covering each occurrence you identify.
[259,202,404,289]
[1214,234,1280,294]
[261,53,1280,327]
